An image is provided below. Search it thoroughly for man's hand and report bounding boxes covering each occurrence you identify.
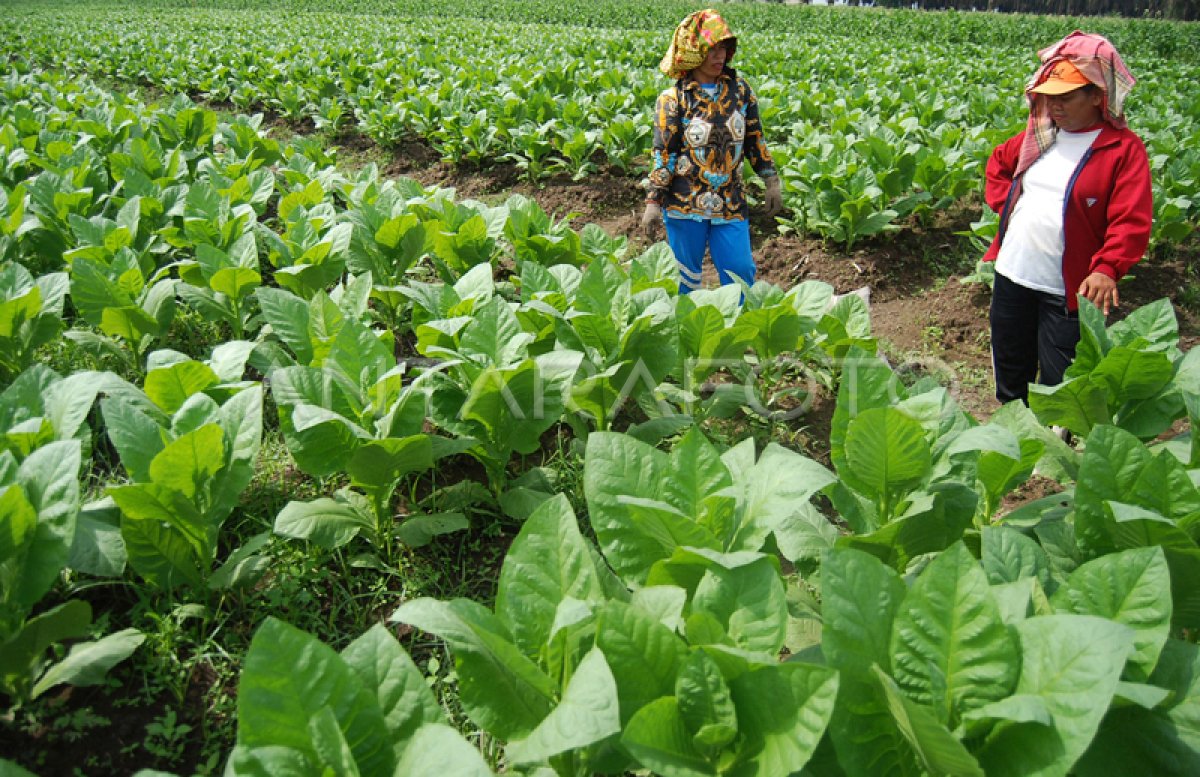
[641,203,663,241]
[763,176,782,217]
[1078,271,1119,315]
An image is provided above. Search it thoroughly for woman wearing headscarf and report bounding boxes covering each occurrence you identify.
[983,31,1152,406]
[641,9,782,294]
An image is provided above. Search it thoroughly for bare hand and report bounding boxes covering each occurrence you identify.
[641,203,663,241]
[763,176,782,218]
[1078,271,1119,315]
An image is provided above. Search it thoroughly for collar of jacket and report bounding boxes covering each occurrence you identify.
[1085,123,1126,152]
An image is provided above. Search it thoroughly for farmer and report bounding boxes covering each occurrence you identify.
[641,9,782,294]
[983,31,1152,405]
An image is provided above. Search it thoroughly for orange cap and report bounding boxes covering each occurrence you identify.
[1031,59,1090,95]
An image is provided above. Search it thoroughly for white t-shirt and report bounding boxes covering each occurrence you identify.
[995,128,1102,296]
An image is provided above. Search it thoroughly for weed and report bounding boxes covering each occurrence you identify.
[920,322,945,352]
[141,708,193,766]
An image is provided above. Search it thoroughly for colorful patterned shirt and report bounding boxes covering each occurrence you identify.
[647,67,776,222]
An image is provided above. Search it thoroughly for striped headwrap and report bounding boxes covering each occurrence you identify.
[1016,31,1137,176]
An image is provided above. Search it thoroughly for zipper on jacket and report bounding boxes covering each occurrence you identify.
[1059,146,1095,295]
[995,175,1023,247]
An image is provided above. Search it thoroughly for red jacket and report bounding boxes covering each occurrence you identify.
[982,125,1152,311]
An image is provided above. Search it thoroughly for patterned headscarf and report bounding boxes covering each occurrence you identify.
[1016,31,1136,176]
[659,9,737,79]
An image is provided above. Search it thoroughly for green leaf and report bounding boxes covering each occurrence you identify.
[149,425,224,501]
[507,647,621,764]
[872,666,984,777]
[0,758,40,776]
[1050,547,1171,682]
[890,543,1018,727]
[1114,680,1172,709]
[0,600,91,697]
[617,496,721,560]
[340,624,444,751]
[1153,638,1200,743]
[495,494,609,658]
[0,486,38,632]
[394,513,469,548]
[346,435,433,494]
[583,432,670,584]
[274,497,374,549]
[1028,378,1109,438]
[31,628,144,698]
[664,427,730,520]
[842,406,930,507]
[960,693,1054,735]
[981,525,1053,591]
[207,533,270,591]
[306,706,361,777]
[391,597,555,740]
[773,501,840,564]
[68,498,126,578]
[144,360,220,413]
[256,287,313,364]
[1092,345,1174,404]
[101,396,166,483]
[595,599,688,725]
[112,483,209,590]
[1073,637,1200,775]
[821,547,907,677]
[621,697,716,777]
[692,556,787,654]
[460,296,531,367]
[978,615,1134,777]
[237,618,393,776]
[724,442,837,553]
[839,484,977,571]
[13,440,81,609]
[1074,428,1147,551]
[830,347,904,477]
[739,304,802,361]
[461,360,563,457]
[394,723,496,776]
[676,650,737,753]
[1109,298,1178,349]
[210,267,262,300]
[725,662,839,777]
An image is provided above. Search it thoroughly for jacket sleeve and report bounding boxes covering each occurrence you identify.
[1090,134,1153,280]
[742,80,776,179]
[647,87,681,205]
[984,133,1023,214]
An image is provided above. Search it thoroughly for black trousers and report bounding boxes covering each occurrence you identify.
[989,271,1081,405]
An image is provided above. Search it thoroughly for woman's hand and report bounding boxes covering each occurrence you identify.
[1078,272,1119,315]
[641,203,664,240]
[763,176,782,217]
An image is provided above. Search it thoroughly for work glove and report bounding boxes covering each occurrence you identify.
[641,202,664,241]
[763,176,783,217]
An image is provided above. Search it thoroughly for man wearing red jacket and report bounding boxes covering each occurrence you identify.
[983,33,1152,405]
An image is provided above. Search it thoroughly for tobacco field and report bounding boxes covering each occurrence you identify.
[1,0,1200,775]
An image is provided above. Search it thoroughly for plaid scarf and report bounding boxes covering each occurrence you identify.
[659,9,737,79]
[1016,31,1137,176]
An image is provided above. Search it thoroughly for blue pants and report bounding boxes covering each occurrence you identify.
[664,217,755,294]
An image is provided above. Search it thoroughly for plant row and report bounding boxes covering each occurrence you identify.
[2,0,1198,247]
